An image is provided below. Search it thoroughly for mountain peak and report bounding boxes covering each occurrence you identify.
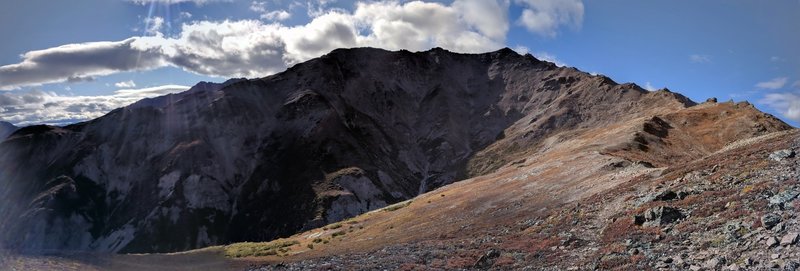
[0,47,790,256]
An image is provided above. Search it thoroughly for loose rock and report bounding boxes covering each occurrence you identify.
[781,233,799,246]
[762,213,782,230]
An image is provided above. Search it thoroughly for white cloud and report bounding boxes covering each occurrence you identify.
[0,39,165,90]
[453,0,510,40]
[114,80,137,88]
[262,10,291,21]
[532,51,565,67]
[515,0,583,37]
[770,56,783,62]
[0,0,509,89]
[644,82,656,91]
[512,45,529,55]
[305,0,344,18]
[689,54,711,63]
[792,80,800,89]
[113,84,190,98]
[250,1,292,21]
[756,77,788,90]
[760,92,800,121]
[349,1,506,55]
[129,0,229,5]
[145,16,165,35]
[180,12,193,19]
[0,85,190,126]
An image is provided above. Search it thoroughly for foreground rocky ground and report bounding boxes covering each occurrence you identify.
[245,130,800,270]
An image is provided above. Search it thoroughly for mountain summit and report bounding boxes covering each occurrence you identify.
[0,47,789,254]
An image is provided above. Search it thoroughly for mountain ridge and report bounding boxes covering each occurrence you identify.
[0,47,790,256]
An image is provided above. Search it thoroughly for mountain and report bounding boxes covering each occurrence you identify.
[0,47,790,256]
[0,121,17,140]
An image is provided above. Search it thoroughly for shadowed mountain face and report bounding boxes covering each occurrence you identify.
[0,47,789,254]
[0,121,16,140]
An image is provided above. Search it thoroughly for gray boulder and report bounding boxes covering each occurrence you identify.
[762,213,782,229]
[770,149,796,161]
[635,206,685,226]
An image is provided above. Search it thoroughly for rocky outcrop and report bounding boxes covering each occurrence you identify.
[634,206,685,227]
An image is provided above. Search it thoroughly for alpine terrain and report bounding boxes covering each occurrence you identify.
[1,48,797,270]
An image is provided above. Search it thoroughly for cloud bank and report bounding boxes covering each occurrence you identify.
[0,85,190,125]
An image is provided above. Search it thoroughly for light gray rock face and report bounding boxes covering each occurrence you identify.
[770,149,796,161]
[0,47,694,253]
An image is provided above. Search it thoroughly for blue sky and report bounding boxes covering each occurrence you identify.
[0,0,798,126]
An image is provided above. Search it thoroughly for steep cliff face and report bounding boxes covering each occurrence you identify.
[0,47,787,254]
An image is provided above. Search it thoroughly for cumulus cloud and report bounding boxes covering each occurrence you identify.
[250,1,291,21]
[760,92,800,121]
[512,45,529,55]
[145,16,166,35]
[0,0,509,90]
[351,0,506,55]
[516,0,583,37]
[756,77,788,90]
[262,10,291,21]
[644,82,656,91]
[0,85,190,126]
[453,0,510,40]
[532,51,566,67]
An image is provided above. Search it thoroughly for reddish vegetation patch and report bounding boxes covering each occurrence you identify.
[444,256,476,269]
[601,217,661,244]
[494,255,516,267]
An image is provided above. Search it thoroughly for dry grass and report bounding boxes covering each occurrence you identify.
[224,240,300,258]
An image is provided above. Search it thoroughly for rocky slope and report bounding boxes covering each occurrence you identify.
[0,121,16,140]
[0,47,790,259]
[244,129,800,271]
